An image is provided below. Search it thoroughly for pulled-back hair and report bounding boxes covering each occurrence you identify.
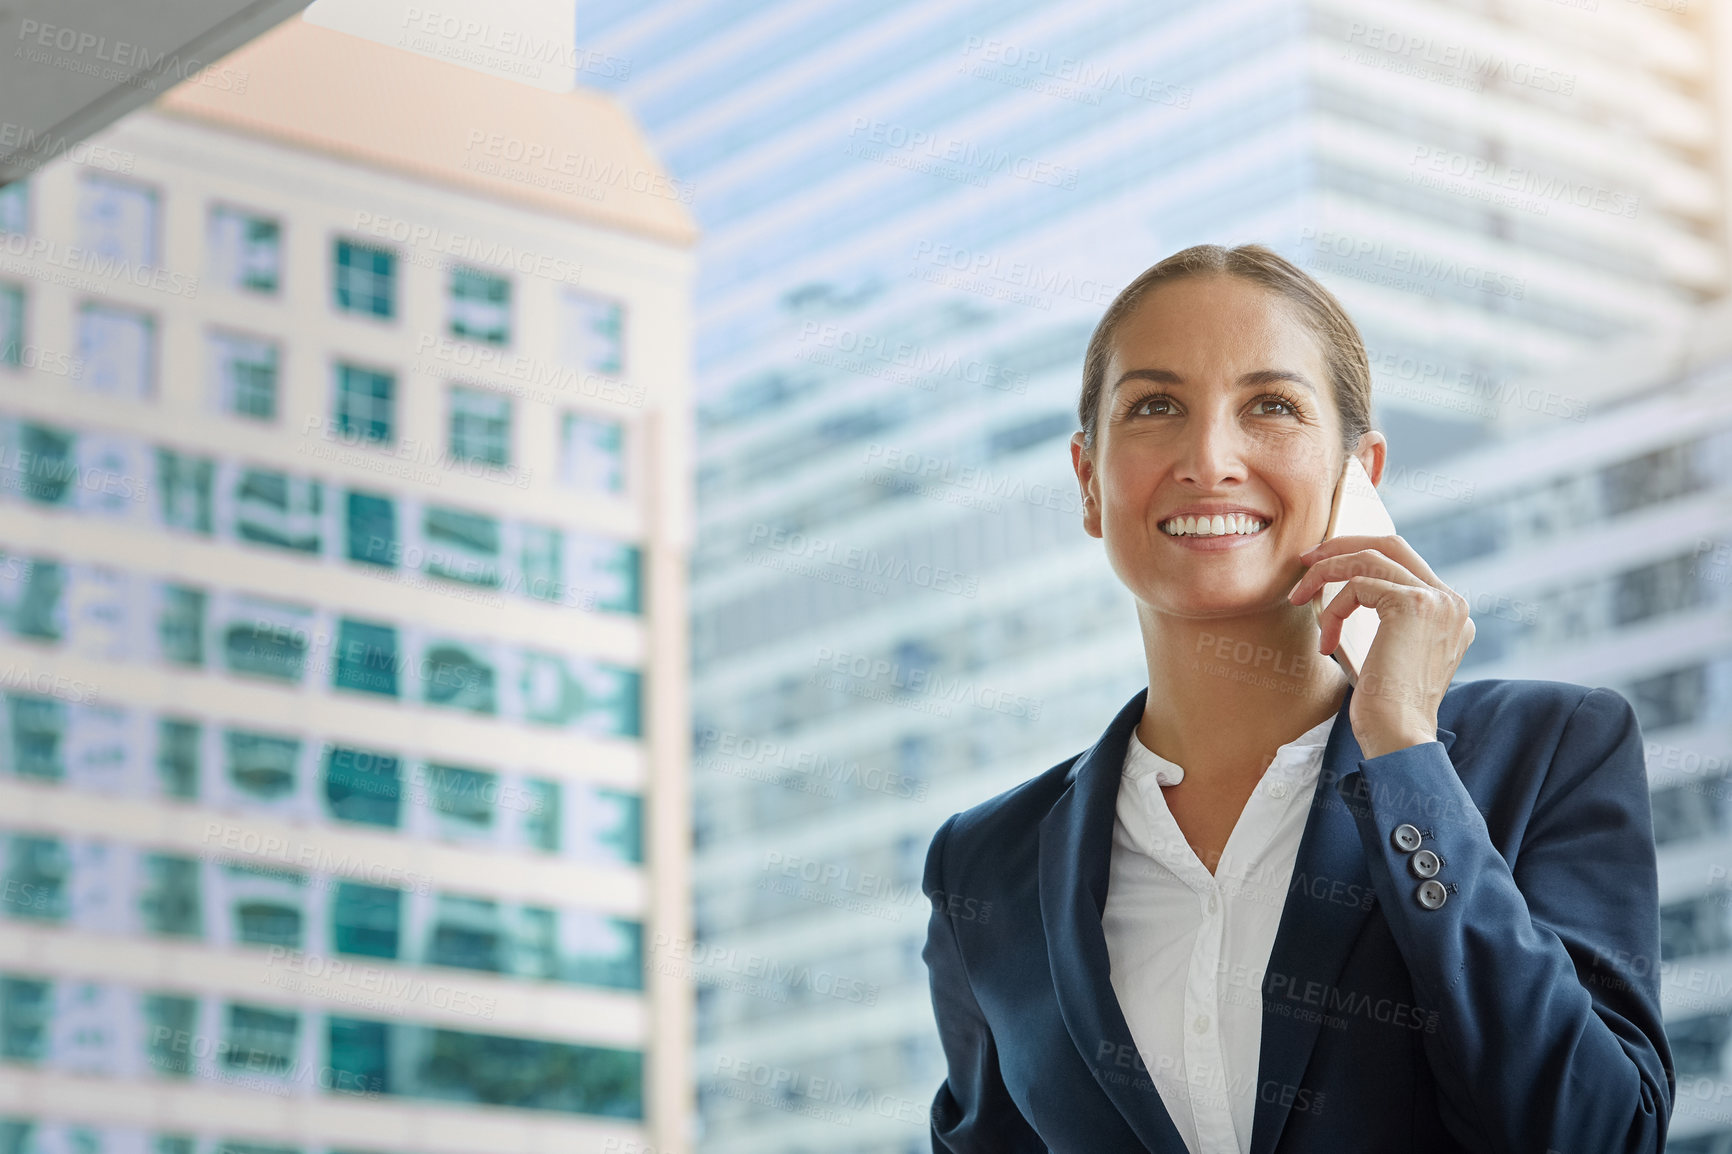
[1077,243,1373,456]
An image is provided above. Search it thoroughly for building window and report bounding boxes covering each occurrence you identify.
[426,763,497,834]
[0,182,26,236]
[0,556,65,641]
[422,642,497,714]
[234,468,323,553]
[559,412,625,494]
[423,506,500,587]
[77,302,154,395]
[559,289,624,375]
[1,977,52,1061]
[570,532,641,614]
[324,746,401,828]
[144,993,198,1076]
[225,729,301,800]
[521,525,562,604]
[0,283,21,367]
[156,583,206,665]
[156,448,214,534]
[448,386,511,467]
[140,854,202,937]
[210,330,279,421]
[9,423,72,505]
[565,914,644,990]
[333,238,395,319]
[449,266,510,345]
[221,597,312,683]
[78,175,157,266]
[345,490,397,567]
[156,717,201,799]
[2,835,68,920]
[223,1004,299,1076]
[333,362,395,444]
[4,694,65,780]
[208,205,281,294]
[428,895,504,972]
[333,618,400,698]
[332,883,401,959]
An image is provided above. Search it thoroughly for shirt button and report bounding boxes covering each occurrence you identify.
[1193,1014,1210,1034]
[1206,894,1219,915]
[1269,782,1289,800]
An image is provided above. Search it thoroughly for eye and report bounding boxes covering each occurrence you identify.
[1129,393,1174,417]
[1251,393,1299,417]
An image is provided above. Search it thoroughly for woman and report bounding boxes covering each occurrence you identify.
[921,243,1673,1153]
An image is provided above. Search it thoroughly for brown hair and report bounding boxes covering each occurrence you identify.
[1076,243,1373,457]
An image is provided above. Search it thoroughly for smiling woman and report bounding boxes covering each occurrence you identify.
[920,242,1674,1154]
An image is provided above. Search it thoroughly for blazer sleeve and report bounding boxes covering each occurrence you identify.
[1335,685,1674,1154]
[921,812,1050,1154]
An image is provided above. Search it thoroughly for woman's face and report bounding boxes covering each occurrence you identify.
[1071,273,1383,619]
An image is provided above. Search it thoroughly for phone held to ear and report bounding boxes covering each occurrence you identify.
[1309,455,1397,686]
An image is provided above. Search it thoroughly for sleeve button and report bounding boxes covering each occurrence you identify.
[1391,823,1423,853]
[1415,880,1448,910]
[1408,849,1442,879]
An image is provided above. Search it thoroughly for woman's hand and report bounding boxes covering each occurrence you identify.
[1286,534,1476,759]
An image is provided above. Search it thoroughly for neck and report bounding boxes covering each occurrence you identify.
[1135,599,1348,787]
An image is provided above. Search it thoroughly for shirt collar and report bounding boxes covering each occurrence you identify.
[1122,711,1338,789]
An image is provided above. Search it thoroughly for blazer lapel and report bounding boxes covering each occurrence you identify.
[1248,684,1458,1154]
[1038,687,1191,1154]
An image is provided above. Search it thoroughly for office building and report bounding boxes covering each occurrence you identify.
[569,1,1728,1150]
[0,16,696,1154]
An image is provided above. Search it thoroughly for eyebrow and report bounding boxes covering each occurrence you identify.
[1109,368,1318,396]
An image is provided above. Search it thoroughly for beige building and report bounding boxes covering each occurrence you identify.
[0,16,695,1154]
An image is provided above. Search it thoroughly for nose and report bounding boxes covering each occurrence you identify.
[1172,405,1249,488]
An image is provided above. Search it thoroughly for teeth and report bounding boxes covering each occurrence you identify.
[1161,513,1267,537]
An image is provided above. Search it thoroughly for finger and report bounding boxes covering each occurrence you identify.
[1292,547,1422,606]
[1303,533,1448,590]
[1315,575,1410,654]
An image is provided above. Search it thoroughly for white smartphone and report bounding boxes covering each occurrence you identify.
[1309,455,1397,685]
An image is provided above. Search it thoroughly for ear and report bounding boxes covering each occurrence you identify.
[1351,430,1388,488]
[1070,431,1102,539]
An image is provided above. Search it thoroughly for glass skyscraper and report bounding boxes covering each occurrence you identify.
[572,1,1728,1151]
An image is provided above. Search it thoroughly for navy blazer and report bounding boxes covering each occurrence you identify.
[921,678,1674,1153]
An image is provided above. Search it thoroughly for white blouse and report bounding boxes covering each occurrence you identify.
[1100,711,1337,1154]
